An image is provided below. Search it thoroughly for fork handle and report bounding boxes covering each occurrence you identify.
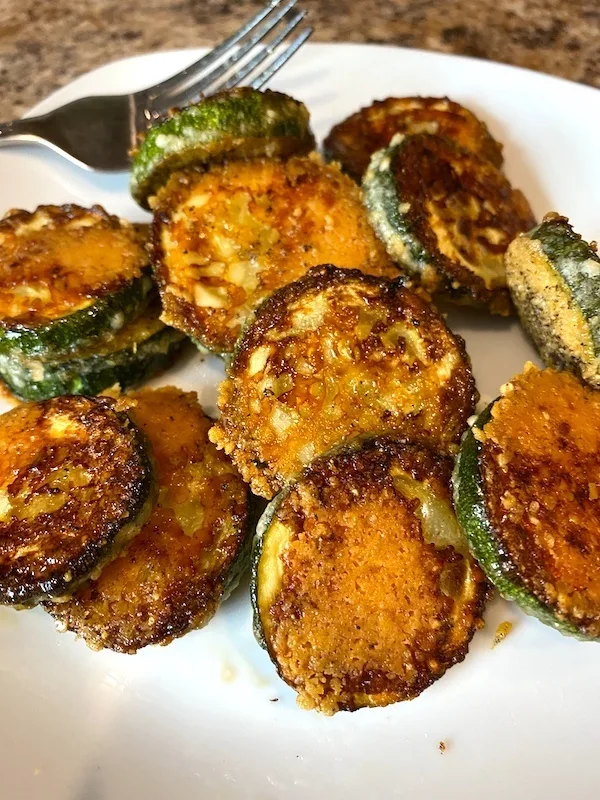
[0,117,45,145]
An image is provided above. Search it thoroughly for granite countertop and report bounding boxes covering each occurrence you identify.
[0,0,598,118]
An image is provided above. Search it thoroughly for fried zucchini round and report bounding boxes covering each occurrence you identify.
[0,205,152,358]
[0,395,154,606]
[252,437,488,714]
[324,96,503,181]
[210,265,476,498]
[46,387,249,653]
[0,297,187,402]
[131,88,315,208]
[454,364,600,640]
[151,154,398,354]
[363,133,536,313]
[505,213,600,387]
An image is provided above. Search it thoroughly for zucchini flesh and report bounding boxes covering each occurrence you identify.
[0,205,153,358]
[131,87,315,208]
[324,96,503,182]
[453,364,600,640]
[151,155,397,355]
[0,300,186,401]
[0,395,155,606]
[505,213,600,387]
[362,133,535,313]
[209,265,476,499]
[251,437,487,714]
[46,387,250,653]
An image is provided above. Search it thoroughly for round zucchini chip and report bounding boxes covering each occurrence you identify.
[0,205,153,358]
[0,395,154,606]
[252,437,488,714]
[0,297,187,402]
[210,265,476,498]
[151,154,398,354]
[131,87,315,208]
[324,96,503,181]
[363,133,536,313]
[46,387,249,653]
[453,363,600,640]
[505,213,600,387]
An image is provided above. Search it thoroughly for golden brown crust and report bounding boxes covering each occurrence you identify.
[324,96,503,181]
[258,438,488,714]
[210,265,476,498]
[0,395,153,605]
[478,364,600,636]
[46,387,249,653]
[151,154,399,353]
[391,135,535,313]
[0,205,149,324]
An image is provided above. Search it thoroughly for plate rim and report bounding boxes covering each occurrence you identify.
[27,41,600,120]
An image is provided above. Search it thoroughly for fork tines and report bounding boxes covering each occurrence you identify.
[146,0,312,114]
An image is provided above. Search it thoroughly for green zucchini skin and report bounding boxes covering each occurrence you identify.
[0,317,186,402]
[506,214,600,387]
[250,488,288,650]
[362,142,430,274]
[453,404,590,640]
[0,272,154,360]
[130,88,316,208]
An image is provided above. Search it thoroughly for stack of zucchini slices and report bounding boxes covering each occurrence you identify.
[209,264,487,713]
[325,96,536,313]
[454,215,600,641]
[0,388,250,652]
[131,87,398,356]
[0,204,185,401]
[129,87,507,712]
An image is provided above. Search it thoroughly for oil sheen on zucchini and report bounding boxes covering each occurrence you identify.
[210,265,476,498]
[252,436,488,714]
[362,133,536,313]
[453,363,600,640]
[46,387,250,653]
[0,395,155,606]
[505,213,600,387]
[0,205,153,358]
[0,299,187,401]
[131,87,315,208]
[151,154,398,354]
[323,96,503,182]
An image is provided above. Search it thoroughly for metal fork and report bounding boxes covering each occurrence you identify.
[0,0,312,172]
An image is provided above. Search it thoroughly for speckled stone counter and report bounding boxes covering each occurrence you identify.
[0,0,597,118]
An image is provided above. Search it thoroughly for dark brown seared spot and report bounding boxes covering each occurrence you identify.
[261,439,487,714]
[0,395,153,605]
[479,366,600,636]
[211,265,476,498]
[46,387,248,653]
[392,134,535,313]
[323,96,503,182]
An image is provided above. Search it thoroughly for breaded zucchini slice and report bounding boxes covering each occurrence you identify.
[324,96,503,181]
[505,214,600,387]
[363,133,536,313]
[210,265,476,498]
[454,364,600,640]
[0,205,153,358]
[0,297,187,402]
[151,154,398,354]
[252,437,488,714]
[46,387,249,653]
[131,88,315,208]
[0,395,154,606]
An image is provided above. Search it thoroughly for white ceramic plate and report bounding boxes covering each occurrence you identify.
[1,43,600,800]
